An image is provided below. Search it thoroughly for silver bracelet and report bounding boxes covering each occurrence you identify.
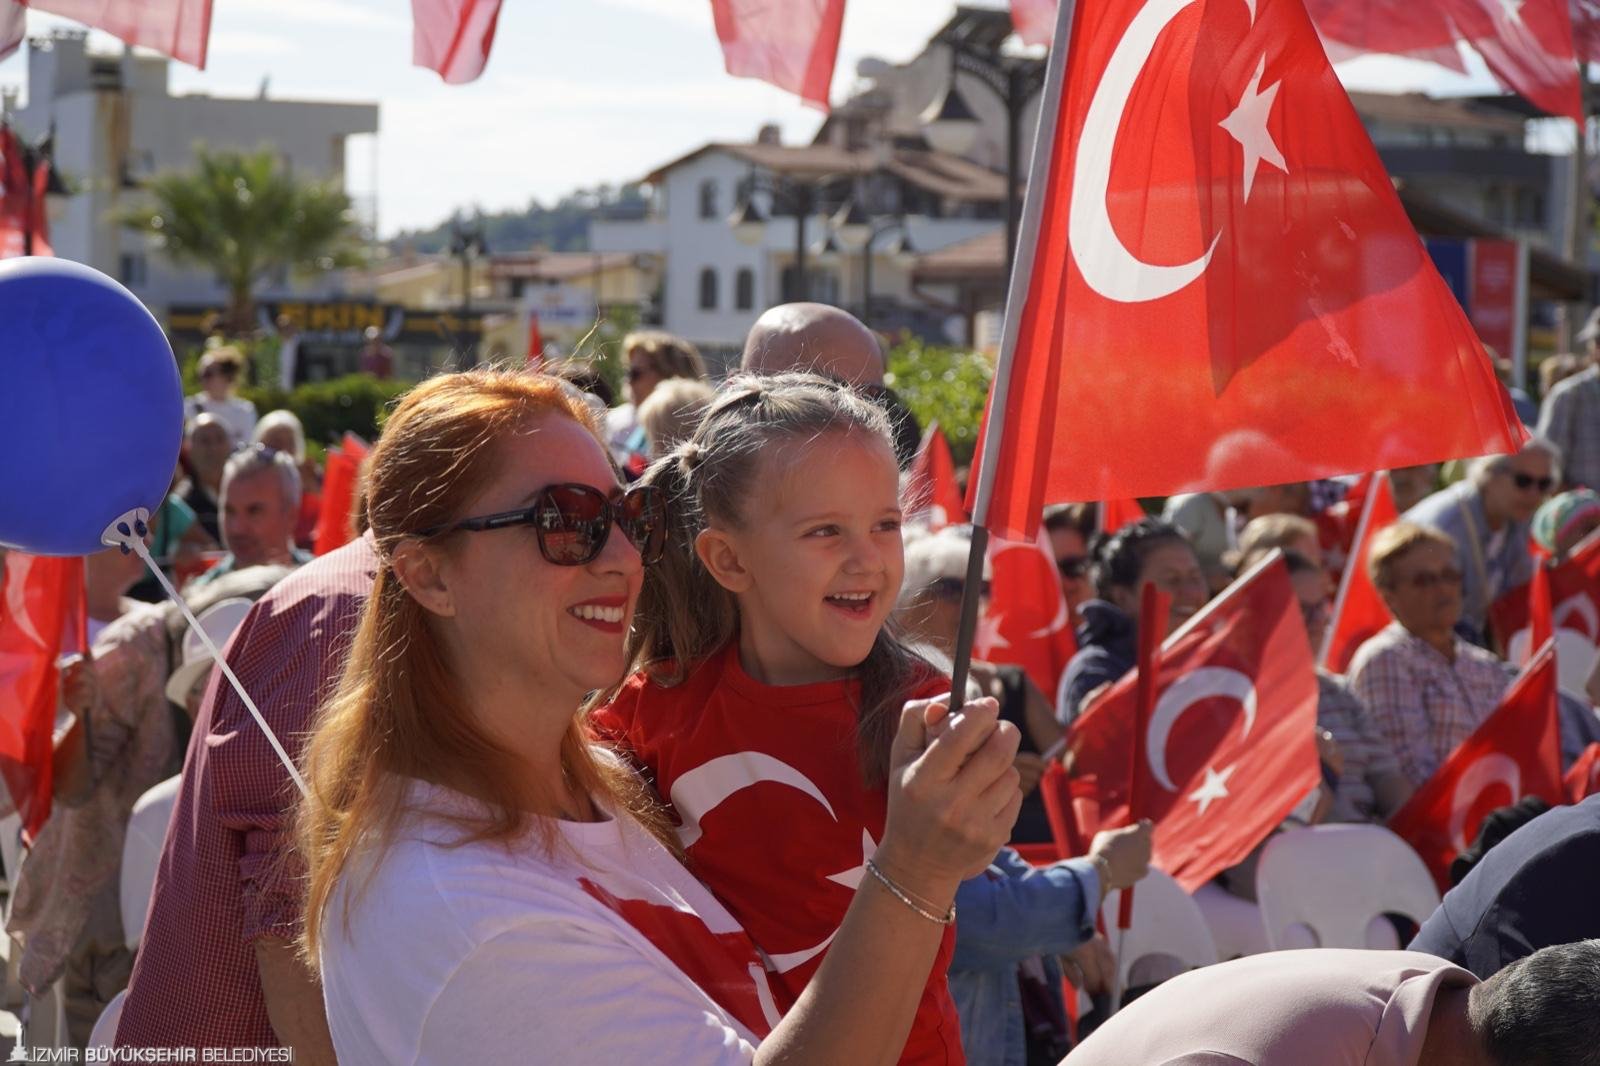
[864,859,956,926]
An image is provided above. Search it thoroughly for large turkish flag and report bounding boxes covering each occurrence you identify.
[1056,554,1320,891]
[412,0,503,84]
[710,0,845,109]
[1389,640,1563,889]
[969,0,1525,541]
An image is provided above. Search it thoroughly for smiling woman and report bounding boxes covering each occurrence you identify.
[296,368,1021,1065]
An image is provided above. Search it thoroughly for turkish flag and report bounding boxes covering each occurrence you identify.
[966,0,1525,542]
[412,0,503,84]
[974,533,1078,695]
[907,422,968,530]
[1490,529,1600,657]
[1566,742,1600,801]
[0,127,49,258]
[1059,554,1320,891]
[1321,472,1399,674]
[527,311,545,370]
[313,434,368,557]
[1100,497,1146,535]
[0,553,86,840]
[12,0,211,68]
[1390,640,1563,889]
[709,0,845,110]
[1304,0,1583,123]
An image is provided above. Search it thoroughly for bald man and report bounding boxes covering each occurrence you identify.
[741,302,921,465]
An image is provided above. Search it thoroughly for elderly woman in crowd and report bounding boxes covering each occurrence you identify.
[1347,523,1510,789]
[1056,519,1210,725]
[254,409,323,549]
[1405,438,1559,644]
[12,564,288,1046]
[298,370,1020,1064]
[184,347,258,447]
[180,413,235,543]
[1531,488,1600,561]
[605,330,706,470]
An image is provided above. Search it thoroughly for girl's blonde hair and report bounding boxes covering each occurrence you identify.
[298,369,670,957]
[618,372,933,787]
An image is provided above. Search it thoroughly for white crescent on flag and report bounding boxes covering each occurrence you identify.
[1449,752,1522,854]
[1146,666,1258,792]
[2,556,47,649]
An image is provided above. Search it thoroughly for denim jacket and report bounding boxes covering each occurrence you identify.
[949,848,1100,1066]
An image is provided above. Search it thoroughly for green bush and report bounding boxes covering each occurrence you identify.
[883,334,994,469]
[246,375,413,447]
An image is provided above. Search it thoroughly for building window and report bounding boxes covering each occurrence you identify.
[699,267,718,310]
[735,268,754,311]
[119,253,147,287]
[699,179,718,220]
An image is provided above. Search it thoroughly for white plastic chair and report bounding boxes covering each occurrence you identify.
[1098,868,1219,993]
[121,776,180,950]
[1255,824,1440,950]
[87,988,126,1049]
[1506,628,1599,696]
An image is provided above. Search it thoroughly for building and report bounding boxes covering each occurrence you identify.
[2,29,378,313]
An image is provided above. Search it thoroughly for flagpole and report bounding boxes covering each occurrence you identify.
[1317,472,1386,668]
[949,0,1078,704]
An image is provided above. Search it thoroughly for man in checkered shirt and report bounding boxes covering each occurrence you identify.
[1347,522,1510,789]
[115,534,376,1057]
[1538,309,1600,493]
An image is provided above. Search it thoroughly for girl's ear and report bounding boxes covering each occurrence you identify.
[695,528,753,594]
[391,538,456,618]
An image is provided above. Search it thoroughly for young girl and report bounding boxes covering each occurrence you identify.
[594,373,984,1065]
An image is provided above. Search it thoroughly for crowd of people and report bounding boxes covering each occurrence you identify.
[7,299,1600,1064]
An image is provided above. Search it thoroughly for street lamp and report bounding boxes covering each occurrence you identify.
[728,170,857,302]
[857,214,917,331]
[919,40,1045,278]
[448,212,488,366]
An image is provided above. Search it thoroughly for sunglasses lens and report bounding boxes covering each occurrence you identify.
[621,487,669,564]
[539,485,610,564]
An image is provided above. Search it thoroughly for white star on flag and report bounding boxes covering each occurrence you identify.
[974,611,1009,651]
[825,829,878,890]
[1219,57,1287,204]
[1496,0,1526,25]
[1188,764,1236,815]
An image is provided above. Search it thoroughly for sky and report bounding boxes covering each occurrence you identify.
[0,0,1511,239]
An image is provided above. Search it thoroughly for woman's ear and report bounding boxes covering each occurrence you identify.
[695,528,753,594]
[390,539,456,617]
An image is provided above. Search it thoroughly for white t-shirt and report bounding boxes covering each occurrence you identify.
[184,394,258,448]
[319,778,776,1066]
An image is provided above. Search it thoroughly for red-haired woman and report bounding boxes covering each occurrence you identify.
[297,370,1020,1064]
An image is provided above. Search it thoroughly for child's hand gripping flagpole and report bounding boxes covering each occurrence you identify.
[948,0,1077,707]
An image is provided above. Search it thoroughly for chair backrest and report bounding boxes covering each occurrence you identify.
[121,776,181,950]
[1098,867,1219,991]
[1256,824,1441,950]
[88,988,127,1049]
[0,810,22,905]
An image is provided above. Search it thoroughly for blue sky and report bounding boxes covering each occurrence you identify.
[0,0,1503,238]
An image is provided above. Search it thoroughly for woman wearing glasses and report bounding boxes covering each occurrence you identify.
[605,330,706,473]
[183,347,258,447]
[1403,437,1560,646]
[297,370,1019,1065]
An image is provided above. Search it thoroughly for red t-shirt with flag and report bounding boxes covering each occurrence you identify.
[593,642,963,1065]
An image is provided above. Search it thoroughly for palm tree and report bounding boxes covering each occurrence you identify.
[121,147,364,333]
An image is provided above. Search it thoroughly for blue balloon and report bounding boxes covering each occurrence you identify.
[0,258,183,556]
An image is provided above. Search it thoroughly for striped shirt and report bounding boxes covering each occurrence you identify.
[115,535,377,1048]
[1315,670,1401,822]
[1537,364,1600,492]
[1347,623,1510,788]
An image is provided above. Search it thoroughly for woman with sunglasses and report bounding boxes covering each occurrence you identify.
[184,347,258,447]
[1403,437,1561,647]
[606,330,706,474]
[297,370,1019,1065]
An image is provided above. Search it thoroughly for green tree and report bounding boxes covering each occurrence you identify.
[121,147,364,333]
[884,335,994,468]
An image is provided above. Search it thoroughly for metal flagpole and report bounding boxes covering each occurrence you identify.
[949,0,1079,704]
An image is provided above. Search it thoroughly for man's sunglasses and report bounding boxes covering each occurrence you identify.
[1056,555,1089,579]
[419,483,669,566]
[1509,472,1556,493]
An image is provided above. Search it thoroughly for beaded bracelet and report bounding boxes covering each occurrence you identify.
[864,859,956,926]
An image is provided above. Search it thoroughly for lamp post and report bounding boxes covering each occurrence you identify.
[835,202,917,330]
[920,41,1046,278]
[448,212,488,366]
[729,171,854,303]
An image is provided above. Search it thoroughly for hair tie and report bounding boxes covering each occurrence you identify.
[677,441,706,473]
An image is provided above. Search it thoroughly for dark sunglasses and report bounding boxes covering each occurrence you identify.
[1057,555,1089,579]
[1391,566,1463,591]
[1510,472,1556,493]
[419,483,668,566]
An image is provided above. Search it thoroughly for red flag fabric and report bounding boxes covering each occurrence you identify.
[0,3,22,63]
[412,0,503,84]
[1061,556,1320,891]
[709,0,845,110]
[1527,560,1553,666]
[1099,497,1146,536]
[1489,529,1600,655]
[973,533,1078,695]
[1304,0,1583,123]
[0,126,49,258]
[1389,640,1563,889]
[24,0,212,69]
[1321,473,1400,674]
[1012,0,1058,45]
[527,311,544,370]
[314,449,357,557]
[1566,742,1600,801]
[0,553,85,839]
[966,0,1526,542]
[907,422,968,530]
